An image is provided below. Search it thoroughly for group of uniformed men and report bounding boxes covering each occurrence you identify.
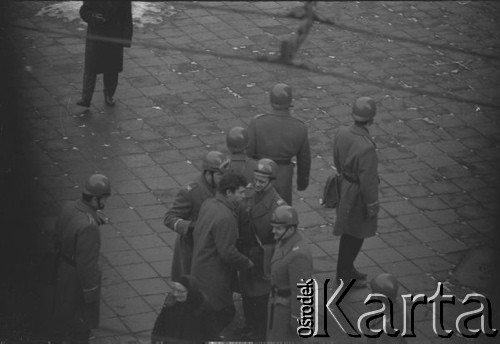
[48,82,381,343]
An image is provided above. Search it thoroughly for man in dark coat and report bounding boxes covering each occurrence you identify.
[164,151,229,282]
[50,174,111,343]
[77,1,133,108]
[237,158,286,341]
[333,97,380,288]
[247,83,311,205]
[267,205,313,341]
[191,173,254,337]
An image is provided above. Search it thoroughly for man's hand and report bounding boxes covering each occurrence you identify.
[367,202,379,219]
[93,13,106,23]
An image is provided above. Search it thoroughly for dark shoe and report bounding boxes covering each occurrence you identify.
[104,94,115,107]
[351,268,367,280]
[76,99,90,107]
[233,325,253,338]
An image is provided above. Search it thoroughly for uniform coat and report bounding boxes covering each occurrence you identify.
[267,231,313,341]
[80,1,133,75]
[333,124,379,239]
[50,200,103,341]
[238,187,285,297]
[191,194,253,311]
[247,110,311,205]
[164,174,216,282]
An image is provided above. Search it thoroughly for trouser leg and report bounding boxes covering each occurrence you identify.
[337,233,364,278]
[252,294,269,340]
[78,72,96,106]
[103,72,118,97]
[214,304,236,337]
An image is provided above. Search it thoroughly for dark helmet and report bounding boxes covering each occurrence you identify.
[370,273,399,299]
[202,151,230,173]
[82,174,111,197]
[254,158,278,180]
[271,205,299,227]
[226,126,248,153]
[270,83,293,110]
[352,96,376,122]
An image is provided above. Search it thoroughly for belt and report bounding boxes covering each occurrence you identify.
[271,287,291,297]
[342,173,359,185]
[255,157,292,165]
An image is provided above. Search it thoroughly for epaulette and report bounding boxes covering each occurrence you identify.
[254,113,266,119]
[276,198,286,206]
[292,246,300,251]
[185,182,198,192]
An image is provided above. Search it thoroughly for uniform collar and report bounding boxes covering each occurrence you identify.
[277,229,302,251]
[270,108,291,117]
[196,173,216,194]
[350,123,370,136]
[75,199,102,224]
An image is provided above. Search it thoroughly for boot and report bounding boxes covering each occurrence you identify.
[103,73,118,107]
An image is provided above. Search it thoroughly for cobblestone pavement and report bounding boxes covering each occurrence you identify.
[1,1,500,343]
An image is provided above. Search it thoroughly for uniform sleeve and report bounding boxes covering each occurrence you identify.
[288,251,313,324]
[164,187,193,235]
[214,217,253,270]
[296,129,311,191]
[358,148,379,206]
[246,118,257,159]
[333,131,341,171]
[75,224,101,304]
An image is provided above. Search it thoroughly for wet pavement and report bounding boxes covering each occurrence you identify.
[1,1,500,343]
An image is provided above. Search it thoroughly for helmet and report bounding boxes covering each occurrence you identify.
[226,127,248,153]
[202,151,230,173]
[271,205,299,227]
[270,83,293,110]
[254,158,278,179]
[370,273,399,299]
[352,96,376,122]
[82,174,111,197]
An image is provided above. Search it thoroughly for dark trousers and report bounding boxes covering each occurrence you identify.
[214,304,236,337]
[336,233,364,278]
[80,72,118,104]
[242,294,269,339]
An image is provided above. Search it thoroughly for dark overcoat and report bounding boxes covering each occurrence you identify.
[267,231,312,341]
[191,194,253,311]
[333,124,379,239]
[247,109,311,205]
[238,187,285,297]
[164,174,216,282]
[50,200,103,341]
[80,1,133,74]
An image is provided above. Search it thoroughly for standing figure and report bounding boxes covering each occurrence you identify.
[267,205,313,341]
[191,173,254,337]
[225,126,257,183]
[77,1,133,109]
[247,83,311,204]
[333,97,380,288]
[50,174,111,343]
[164,151,229,282]
[151,275,218,343]
[237,158,286,341]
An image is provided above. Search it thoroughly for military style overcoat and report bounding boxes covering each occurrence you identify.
[238,187,285,297]
[164,174,216,282]
[191,194,254,311]
[333,124,379,239]
[50,200,103,341]
[267,230,312,341]
[80,1,133,74]
[247,110,311,205]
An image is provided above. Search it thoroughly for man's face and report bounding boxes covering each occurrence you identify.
[272,223,290,241]
[227,186,246,204]
[212,171,224,186]
[253,173,271,193]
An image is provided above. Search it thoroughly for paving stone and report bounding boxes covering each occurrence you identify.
[125,234,165,250]
[138,246,173,262]
[101,237,132,253]
[395,244,436,260]
[410,227,452,243]
[378,260,423,277]
[120,154,156,168]
[122,192,161,207]
[424,209,459,225]
[426,239,468,255]
[412,256,454,273]
[105,208,141,223]
[395,213,434,230]
[394,184,430,198]
[103,250,145,266]
[382,199,420,216]
[150,260,172,278]
[114,221,154,237]
[424,181,461,194]
[113,180,149,194]
[101,282,139,302]
[364,247,406,264]
[120,311,157,333]
[142,176,179,191]
[106,296,152,317]
[411,196,449,211]
[379,231,421,248]
[115,263,158,281]
[129,278,169,296]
